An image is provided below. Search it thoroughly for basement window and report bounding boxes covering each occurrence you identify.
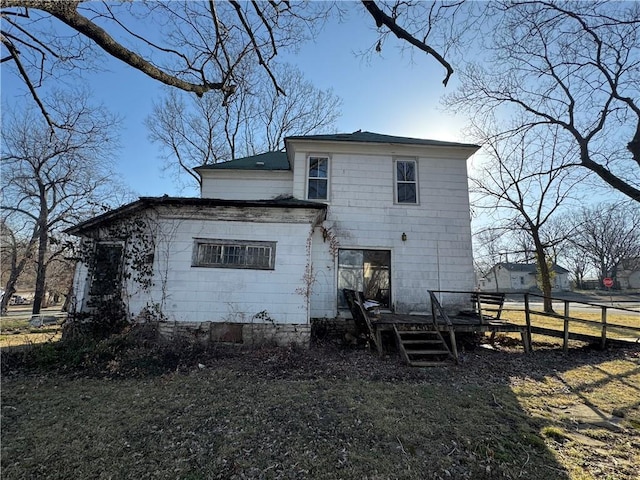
[193,239,276,270]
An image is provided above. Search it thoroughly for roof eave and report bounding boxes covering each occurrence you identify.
[285,136,480,154]
[65,196,327,237]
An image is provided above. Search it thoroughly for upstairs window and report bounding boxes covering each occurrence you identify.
[307,156,329,200]
[193,239,276,270]
[395,159,418,204]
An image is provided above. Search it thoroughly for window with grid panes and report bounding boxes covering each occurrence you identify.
[193,239,275,270]
[307,156,328,200]
[395,159,418,204]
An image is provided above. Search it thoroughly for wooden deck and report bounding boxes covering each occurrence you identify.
[375,312,526,333]
[346,289,638,367]
[340,289,531,365]
[371,313,531,354]
[371,312,531,364]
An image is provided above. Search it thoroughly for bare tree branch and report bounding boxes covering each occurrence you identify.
[146,64,341,189]
[1,36,56,128]
[361,1,454,86]
[447,0,640,202]
[42,2,227,96]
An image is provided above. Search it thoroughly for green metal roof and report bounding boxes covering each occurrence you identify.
[195,151,289,171]
[285,131,479,149]
[194,132,478,173]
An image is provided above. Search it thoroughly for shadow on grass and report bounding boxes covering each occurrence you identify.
[2,335,638,479]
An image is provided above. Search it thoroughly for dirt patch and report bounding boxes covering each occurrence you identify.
[551,404,625,432]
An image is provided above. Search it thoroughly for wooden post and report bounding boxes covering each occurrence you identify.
[524,293,532,353]
[601,306,608,350]
[431,296,437,328]
[563,300,570,354]
[449,330,459,364]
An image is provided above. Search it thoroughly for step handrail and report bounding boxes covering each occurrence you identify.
[428,290,458,363]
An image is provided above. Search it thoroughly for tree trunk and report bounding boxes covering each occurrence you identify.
[611,265,619,290]
[1,243,19,316]
[533,236,554,313]
[537,258,554,313]
[1,281,17,316]
[32,227,48,314]
[1,230,37,315]
[32,192,48,315]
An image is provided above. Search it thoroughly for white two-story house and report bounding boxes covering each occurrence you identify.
[67,131,479,345]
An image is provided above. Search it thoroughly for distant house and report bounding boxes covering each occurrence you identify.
[618,258,640,289]
[478,262,570,292]
[66,131,479,345]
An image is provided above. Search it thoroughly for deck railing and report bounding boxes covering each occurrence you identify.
[524,293,640,352]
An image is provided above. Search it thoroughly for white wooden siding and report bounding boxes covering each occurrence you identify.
[71,261,90,313]
[133,216,312,324]
[200,170,293,200]
[309,227,336,318]
[291,141,475,315]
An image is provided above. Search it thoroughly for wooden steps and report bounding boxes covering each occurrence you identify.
[394,327,453,367]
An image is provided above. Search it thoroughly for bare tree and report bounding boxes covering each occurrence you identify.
[41,238,76,307]
[471,124,585,311]
[562,242,591,290]
[146,64,342,188]
[568,202,640,287]
[447,1,640,203]
[2,1,471,129]
[1,90,121,314]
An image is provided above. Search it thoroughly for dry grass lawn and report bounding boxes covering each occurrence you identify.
[501,308,640,341]
[1,314,63,348]
[1,334,639,480]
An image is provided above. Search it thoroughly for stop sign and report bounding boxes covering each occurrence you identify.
[603,277,614,288]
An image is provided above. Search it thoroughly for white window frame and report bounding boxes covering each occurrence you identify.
[394,158,419,204]
[192,239,276,270]
[306,154,330,201]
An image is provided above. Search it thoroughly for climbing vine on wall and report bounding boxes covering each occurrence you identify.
[70,211,160,339]
[296,223,341,304]
[295,228,316,303]
[320,224,340,260]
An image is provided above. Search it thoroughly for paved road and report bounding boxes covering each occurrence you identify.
[502,291,640,313]
[1,306,65,320]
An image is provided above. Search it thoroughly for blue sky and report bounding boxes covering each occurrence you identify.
[2,5,466,198]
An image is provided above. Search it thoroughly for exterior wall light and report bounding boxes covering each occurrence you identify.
[401,232,407,241]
